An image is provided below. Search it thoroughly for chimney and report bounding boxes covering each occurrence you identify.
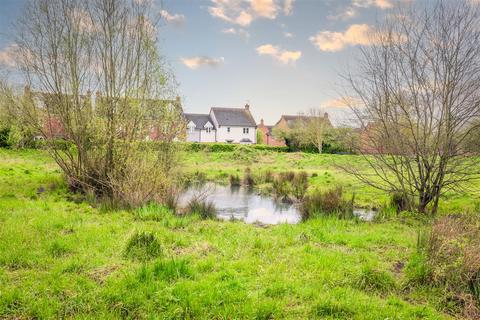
[260,118,264,126]
[324,112,329,119]
[245,103,250,110]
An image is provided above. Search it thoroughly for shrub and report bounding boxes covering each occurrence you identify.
[300,186,353,220]
[124,231,162,261]
[185,198,217,220]
[408,215,480,318]
[229,174,241,186]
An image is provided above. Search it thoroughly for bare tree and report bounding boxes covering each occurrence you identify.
[301,108,330,153]
[345,0,480,214]
[5,0,183,206]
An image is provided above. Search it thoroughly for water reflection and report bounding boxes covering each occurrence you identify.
[179,183,301,225]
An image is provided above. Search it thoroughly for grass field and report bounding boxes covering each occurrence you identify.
[0,148,463,319]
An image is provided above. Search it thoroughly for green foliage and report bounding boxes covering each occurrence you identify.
[124,231,162,261]
[181,142,288,153]
[256,129,264,144]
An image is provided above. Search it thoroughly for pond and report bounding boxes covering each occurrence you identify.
[180,183,377,225]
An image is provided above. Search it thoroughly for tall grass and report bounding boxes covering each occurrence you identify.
[300,186,353,220]
[406,214,480,319]
[185,198,217,220]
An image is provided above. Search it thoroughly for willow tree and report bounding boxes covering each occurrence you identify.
[345,0,480,214]
[8,0,184,206]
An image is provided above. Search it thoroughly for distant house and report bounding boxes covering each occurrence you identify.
[257,119,286,146]
[259,113,332,146]
[184,104,257,144]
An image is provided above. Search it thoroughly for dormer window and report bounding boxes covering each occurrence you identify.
[206,127,212,133]
[188,126,195,133]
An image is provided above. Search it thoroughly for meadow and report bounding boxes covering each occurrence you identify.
[0,148,468,319]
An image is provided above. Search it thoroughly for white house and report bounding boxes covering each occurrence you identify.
[184,104,257,144]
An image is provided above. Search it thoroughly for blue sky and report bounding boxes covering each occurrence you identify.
[0,0,402,125]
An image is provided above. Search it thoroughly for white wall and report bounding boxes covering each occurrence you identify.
[186,129,200,142]
[200,129,216,142]
[216,126,256,144]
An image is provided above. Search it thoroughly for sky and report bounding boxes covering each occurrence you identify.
[0,0,408,125]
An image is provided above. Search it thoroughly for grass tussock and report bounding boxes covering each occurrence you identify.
[243,167,255,188]
[185,198,217,220]
[133,203,173,222]
[300,186,353,220]
[124,231,162,261]
[229,174,241,186]
[353,264,396,293]
[272,171,309,201]
[390,191,414,213]
[407,214,480,319]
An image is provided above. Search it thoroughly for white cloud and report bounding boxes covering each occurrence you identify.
[208,0,292,26]
[256,44,301,64]
[328,6,357,21]
[353,0,393,9]
[283,0,295,15]
[251,0,278,18]
[310,24,376,52]
[160,10,186,25]
[0,44,18,68]
[180,56,225,69]
[283,31,293,38]
[323,96,361,108]
[222,27,250,40]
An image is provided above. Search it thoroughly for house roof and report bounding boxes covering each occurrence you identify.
[276,114,332,128]
[184,113,213,128]
[211,107,256,127]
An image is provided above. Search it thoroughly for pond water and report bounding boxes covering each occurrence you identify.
[180,183,377,225]
[179,183,301,225]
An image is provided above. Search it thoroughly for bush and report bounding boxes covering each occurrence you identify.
[408,215,480,318]
[124,231,162,261]
[271,171,309,201]
[185,198,217,220]
[300,186,353,220]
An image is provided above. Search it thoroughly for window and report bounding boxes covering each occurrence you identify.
[243,128,249,134]
[188,126,195,133]
[206,127,212,133]
[227,127,231,133]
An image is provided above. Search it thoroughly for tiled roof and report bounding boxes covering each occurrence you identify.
[211,107,256,127]
[184,113,213,128]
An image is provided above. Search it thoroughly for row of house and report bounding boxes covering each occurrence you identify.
[22,85,333,147]
[184,104,332,146]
